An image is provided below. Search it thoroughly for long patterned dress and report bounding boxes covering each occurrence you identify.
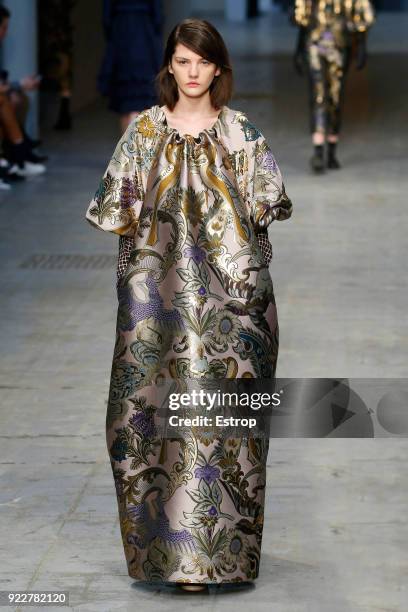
[85,105,293,584]
[291,0,375,135]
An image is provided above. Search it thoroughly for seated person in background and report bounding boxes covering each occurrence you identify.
[0,6,47,182]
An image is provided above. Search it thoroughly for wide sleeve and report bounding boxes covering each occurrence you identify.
[85,119,144,237]
[347,0,375,32]
[246,129,293,233]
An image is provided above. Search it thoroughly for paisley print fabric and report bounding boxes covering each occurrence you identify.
[85,104,292,583]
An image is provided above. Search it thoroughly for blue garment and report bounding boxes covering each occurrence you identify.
[98,0,163,113]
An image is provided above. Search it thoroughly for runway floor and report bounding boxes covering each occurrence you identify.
[0,9,407,612]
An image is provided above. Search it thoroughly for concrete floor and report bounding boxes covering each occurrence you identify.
[0,9,407,612]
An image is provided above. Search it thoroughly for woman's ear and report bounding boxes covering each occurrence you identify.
[168,62,173,75]
[215,66,221,77]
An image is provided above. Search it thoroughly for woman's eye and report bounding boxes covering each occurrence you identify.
[177,59,210,66]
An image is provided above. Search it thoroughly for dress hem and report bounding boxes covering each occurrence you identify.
[127,575,258,585]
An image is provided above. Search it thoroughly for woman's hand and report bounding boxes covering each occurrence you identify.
[20,75,41,91]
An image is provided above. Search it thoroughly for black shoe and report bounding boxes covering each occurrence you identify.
[24,149,49,163]
[327,142,341,169]
[327,155,341,169]
[2,141,26,166]
[16,132,48,161]
[54,114,72,130]
[0,157,25,182]
[2,140,47,172]
[54,96,72,130]
[3,169,26,182]
[22,129,42,149]
[310,145,325,174]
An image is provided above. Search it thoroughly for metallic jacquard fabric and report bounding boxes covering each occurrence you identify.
[85,105,292,583]
[292,0,375,134]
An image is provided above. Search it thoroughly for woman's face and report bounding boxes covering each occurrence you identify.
[169,43,221,101]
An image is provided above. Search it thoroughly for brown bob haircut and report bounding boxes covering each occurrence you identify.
[155,18,233,111]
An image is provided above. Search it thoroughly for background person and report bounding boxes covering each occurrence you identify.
[291,0,375,172]
[0,5,47,180]
[97,0,163,133]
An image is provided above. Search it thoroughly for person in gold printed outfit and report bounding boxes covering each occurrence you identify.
[291,0,375,172]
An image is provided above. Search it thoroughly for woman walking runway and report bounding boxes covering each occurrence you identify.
[85,18,292,589]
[291,0,375,171]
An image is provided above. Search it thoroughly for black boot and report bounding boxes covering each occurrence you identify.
[0,157,24,183]
[310,145,325,174]
[327,141,341,169]
[54,95,72,130]
[3,141,26,168]
[22,144,49,163]
[21,128,42,149]
[3,140,46,176]
[5,139,47,165]
[10,130,48,161]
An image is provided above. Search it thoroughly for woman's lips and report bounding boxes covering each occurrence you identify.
[187,83,199,87]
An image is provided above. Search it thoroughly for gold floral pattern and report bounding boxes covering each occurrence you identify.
[85,104,292,583]
[291,0,375,135]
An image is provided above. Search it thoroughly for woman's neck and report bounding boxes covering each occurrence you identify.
[166,96,220,119]
[161,101,222,138]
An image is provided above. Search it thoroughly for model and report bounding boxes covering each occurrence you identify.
[97,0,163,132]
[85,18,292,591]
[291,0,375,172]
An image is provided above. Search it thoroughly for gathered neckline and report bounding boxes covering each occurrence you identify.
[156,105,225,140]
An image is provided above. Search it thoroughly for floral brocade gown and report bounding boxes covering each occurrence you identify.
[85,105,293,583]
